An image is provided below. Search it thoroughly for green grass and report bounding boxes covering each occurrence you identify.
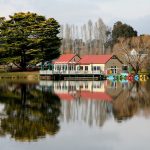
[0,65,5,73]
[0,71,39,81]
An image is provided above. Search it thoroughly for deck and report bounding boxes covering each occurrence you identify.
[40,70,106,80]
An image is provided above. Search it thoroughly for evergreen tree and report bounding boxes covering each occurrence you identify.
[0,12,61,70]
[112,21,137,44]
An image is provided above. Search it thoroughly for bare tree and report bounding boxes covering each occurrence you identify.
[96,18,108,54]
[60,18,110,55]
[60,25,65,54]
[113,36,150,74]
[64,24,72,53]
[87,20,93,54]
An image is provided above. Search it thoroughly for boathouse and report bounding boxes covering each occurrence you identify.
[77,55,123,75]
[40,54,123,80]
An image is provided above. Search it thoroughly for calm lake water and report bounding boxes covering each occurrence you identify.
[0,80,150,150]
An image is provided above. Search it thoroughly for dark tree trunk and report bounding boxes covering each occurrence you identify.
[41,45,45,68]
[135,65,140,74]
[20,49,27,71]
[21,84,27,106]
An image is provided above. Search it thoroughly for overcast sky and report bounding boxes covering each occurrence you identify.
[0,0,150,34]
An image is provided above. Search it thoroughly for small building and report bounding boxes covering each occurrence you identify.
[40,54,123,80]
[77,55,123,75]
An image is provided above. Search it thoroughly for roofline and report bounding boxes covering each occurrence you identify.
[68,54,81,63]
[78,54,114,65]
[77,63,107,65]
[105,55,123,64]
[53,54,81,64]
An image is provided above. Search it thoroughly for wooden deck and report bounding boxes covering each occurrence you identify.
[40,73,106,81]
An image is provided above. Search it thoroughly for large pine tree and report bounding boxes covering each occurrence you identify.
[0,12,61,70]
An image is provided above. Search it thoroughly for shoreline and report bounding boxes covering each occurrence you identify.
[0,71,39,81]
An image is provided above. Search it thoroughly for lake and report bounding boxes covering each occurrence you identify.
[0,80,150,150]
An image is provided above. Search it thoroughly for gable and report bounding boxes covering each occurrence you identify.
[105,55,123,64]
[69,55,80,63]
[53,54,80,64]
[105,56,123,69]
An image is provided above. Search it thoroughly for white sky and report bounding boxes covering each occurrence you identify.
[0,0,150,34]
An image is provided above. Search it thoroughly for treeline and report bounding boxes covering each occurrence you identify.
[1,11,149,72]
[59,20,139,56]
[60,20,150,72]
[60,18,112,56]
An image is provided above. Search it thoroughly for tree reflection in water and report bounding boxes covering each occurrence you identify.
[112,80,150,122]
[0,82,61,141]
[0,80,150,141]
[39,80,150,127]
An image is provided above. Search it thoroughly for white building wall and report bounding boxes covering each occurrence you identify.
[54,64,69,74]
[76,64,105,74]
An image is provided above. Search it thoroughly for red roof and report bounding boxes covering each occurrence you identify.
[53,54,76,64]
[78,91,112,101]
[55,91,112,102]
[79,55,112,64]
[56,93,74,101]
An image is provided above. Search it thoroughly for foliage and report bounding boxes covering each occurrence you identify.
[112,21,137,44]
[113,36,150,74]
[113,81,150,122]
[0,82,61,141]
[0,12,61,70]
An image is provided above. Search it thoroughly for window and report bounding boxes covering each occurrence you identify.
[85,66,88,71]
[62,65,64,70]
[71,65,73,70]
[65,65,67,70]
[111,66,117,74]
[73,65,75,70]
[80,85,83,89]
[69,65,75,71]
[57,65,60,70]
[49,65,53,70]
[122,65,128,70]
[97,66,100,70]
[61,65,67,70]
[69,65,71,70]
[85,84,88,89]
[91,66,97,71]
[80,66,83,70]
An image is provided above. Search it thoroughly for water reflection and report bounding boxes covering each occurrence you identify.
[0,80,150,142]
[112,81,150,122]
[39,81,113,127]
[0,82,61,141]
[39,80,150,124]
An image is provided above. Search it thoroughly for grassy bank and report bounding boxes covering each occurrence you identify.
[0,71,39,81]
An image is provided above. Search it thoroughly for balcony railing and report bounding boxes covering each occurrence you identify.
[40,70,102,75]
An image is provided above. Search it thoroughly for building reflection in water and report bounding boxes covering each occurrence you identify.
[0,80,150,141]
[39,81,114,127]
[39,80,150,125]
